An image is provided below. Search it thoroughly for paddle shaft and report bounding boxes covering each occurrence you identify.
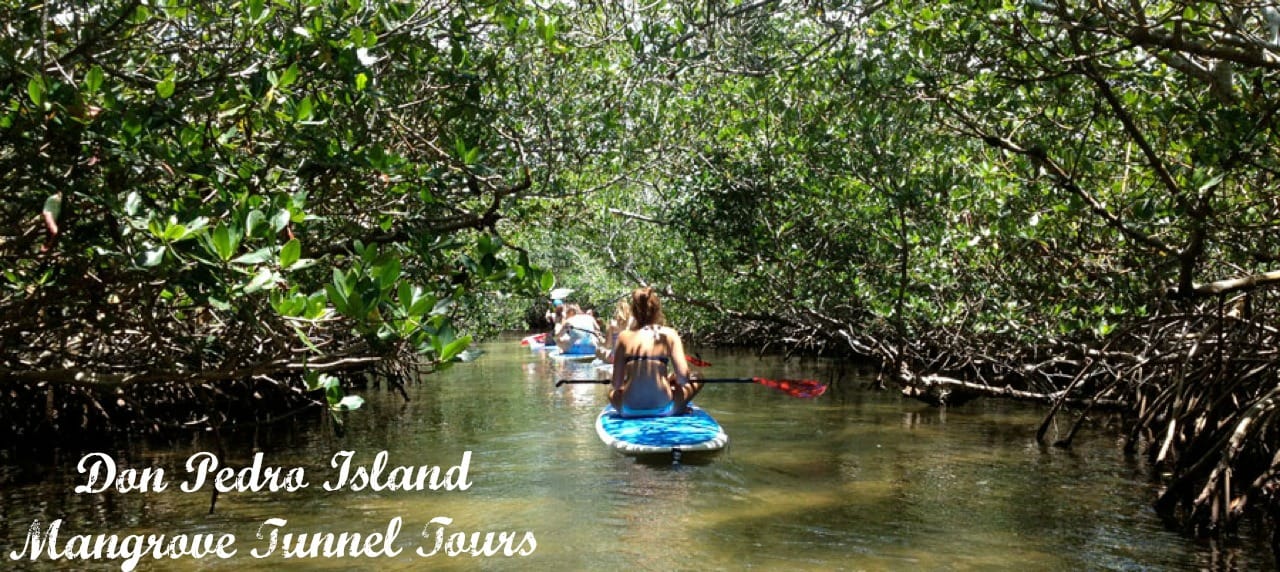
[556,377,767,387]
[567,325,604,337]
[554,376,827,398]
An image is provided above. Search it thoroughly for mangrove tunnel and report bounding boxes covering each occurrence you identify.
[3,0,1280,567]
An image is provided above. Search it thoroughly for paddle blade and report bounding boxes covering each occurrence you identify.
[752,377,827,398]
[685,355,712,367]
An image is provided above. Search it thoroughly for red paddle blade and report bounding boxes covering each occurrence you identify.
[752,377,828,398]
[685,355,712,367]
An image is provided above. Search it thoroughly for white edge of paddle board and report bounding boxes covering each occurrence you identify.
[548,349,598,362]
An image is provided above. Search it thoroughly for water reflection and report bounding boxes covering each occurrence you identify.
[0,338,1274,571]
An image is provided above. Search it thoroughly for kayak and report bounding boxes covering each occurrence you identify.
[594,405,728,456]
[520,333,548,346]
[547,349,597,362]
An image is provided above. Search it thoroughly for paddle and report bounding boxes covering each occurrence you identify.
[519,333,547,346]
[554,377,828,399]
[685,355,712,367]
[595,355,710,367]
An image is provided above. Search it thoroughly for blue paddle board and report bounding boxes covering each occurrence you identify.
[595,405,728,455]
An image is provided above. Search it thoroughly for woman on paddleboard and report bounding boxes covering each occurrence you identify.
[555,304,603,356]
[609,287,702,417]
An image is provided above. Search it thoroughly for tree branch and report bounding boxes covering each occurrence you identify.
[1182,269,1280,297]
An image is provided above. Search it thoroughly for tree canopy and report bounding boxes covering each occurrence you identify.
[496,0,1280,540]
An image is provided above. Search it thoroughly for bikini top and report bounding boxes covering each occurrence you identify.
[624,325,670,364]
[624,354,669,365]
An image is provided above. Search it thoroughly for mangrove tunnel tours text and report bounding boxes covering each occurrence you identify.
[7,450,538,570]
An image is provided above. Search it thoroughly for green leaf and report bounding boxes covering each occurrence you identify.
[273,292,305,316]
[431,297,453,316]
[540,270,555,292]
[156,74,176,99]
[85,66,104,94]
[323,375,342,406]
[398,281,413,309]
[278,63,299,88]
[325,283,349,314]
[332,395,364,411]
[453,137,470,162]
[247,0,268,22]
[280,238,301,268]
[295,96,314,121]
[27,77,44,107]
[439,334,473,363]
[124,192,142,216]
[271,209,291,232]
[231,247,274,265]
[243,267,276,293]
[304,371,323,391]
[289,258,317,271]
[355,73,368,91]
[136,246,165,267]
[211,223,240,261]
[1197,174,1224,193]
[131,3,150,23]
[305,291,328,320]
[184,217,210,236]
[375,257,401,288]
[408,290,435,317]
[162,223,188,242]
[293,325,321,353]
[332,267,350,295]
[245,209,266,237]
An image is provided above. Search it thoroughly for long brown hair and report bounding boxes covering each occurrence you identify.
[611,299,632,327]
[629,287,665,327]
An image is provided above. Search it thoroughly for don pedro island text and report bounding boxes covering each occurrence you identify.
[7,450,537,570]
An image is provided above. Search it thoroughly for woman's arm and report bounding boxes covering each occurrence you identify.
[608,332,629,410]
[610,332,628,391]
[668,328,690,385]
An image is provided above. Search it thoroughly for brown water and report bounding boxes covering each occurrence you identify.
[1,337,1274,571]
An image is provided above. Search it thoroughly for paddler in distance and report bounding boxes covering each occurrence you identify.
[555,303,603,356]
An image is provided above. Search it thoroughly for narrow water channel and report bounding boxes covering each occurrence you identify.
[2,337,1273,570]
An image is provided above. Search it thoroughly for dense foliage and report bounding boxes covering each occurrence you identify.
[1,0,553,435]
